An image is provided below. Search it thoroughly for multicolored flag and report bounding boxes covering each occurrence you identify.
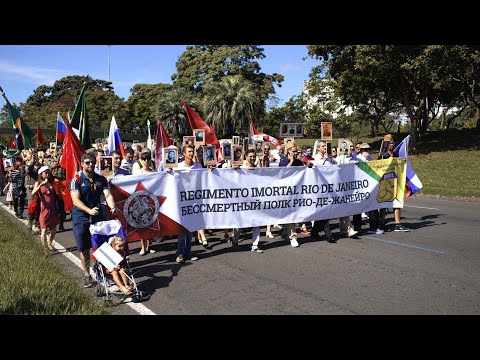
[56,112,67,142]
[69,85,90,150]
[394,135,423,198]
[106,116,125,157]
[249,118,283,146]
[0,87,34,150]
[154,119,171,170]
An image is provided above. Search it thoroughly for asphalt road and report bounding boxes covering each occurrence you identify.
[2,194,479,315]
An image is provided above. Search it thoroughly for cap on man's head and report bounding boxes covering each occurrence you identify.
[285,142,297,151]
[359,143,371,150]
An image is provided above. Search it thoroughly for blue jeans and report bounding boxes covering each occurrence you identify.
[177,232,193,258]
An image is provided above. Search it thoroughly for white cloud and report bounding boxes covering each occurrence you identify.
[279,63,302,73]
[0,60,66,86]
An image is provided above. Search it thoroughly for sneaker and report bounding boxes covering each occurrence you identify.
[176,255,185,263]
[361,212,369,219]
[394,224,410,232]
[186,256,199,261]
[368,228,384,235]
[347,227,359,238]
[139,250,146,256]
[251,246,264,253]
[265,232,274,239]
[300,228,310,234]
[148,249,156,254]
[290,238,299,248]
[273,224,283,230]
[84,275,93,288]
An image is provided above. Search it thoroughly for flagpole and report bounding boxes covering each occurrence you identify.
[55,112,58,150]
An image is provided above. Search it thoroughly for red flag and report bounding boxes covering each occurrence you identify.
[249,118,283,146]
[154,119,171,170]
[59,113,84,211]
[10,136,16,149]
[183,101,223,162]
[36,125,45,146]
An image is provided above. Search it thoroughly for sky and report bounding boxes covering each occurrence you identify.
[0,45,321,108]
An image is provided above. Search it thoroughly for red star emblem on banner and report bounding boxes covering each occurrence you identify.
[109,181,187,242]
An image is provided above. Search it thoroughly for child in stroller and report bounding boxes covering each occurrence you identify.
[90,220,143,304]
[107,236,134,295]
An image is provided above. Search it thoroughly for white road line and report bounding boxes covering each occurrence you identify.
[0,201,156,315]
[364,236,445,254]
[404,205,439,210]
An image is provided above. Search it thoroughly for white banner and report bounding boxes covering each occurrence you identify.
[109,158,406,240]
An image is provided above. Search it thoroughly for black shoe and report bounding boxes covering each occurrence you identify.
[326,236,337,243]
[394,224,410,232]
[310,233,322,241]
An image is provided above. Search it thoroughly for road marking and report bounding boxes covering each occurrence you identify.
[0,201,156,315]
[364,236,445,254]
[404,205,439,210]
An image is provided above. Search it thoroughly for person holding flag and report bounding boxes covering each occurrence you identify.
[378,134,414,232]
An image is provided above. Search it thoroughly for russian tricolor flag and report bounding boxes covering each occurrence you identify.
[394,135,423,198]
[56,112,67,142]
[106,116,125,157]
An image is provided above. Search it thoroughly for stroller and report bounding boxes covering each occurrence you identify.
[90,220,143,305]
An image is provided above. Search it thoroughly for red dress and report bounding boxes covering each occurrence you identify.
[38,184,60,230]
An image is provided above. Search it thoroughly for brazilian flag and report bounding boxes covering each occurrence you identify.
[70,85,90,150]
[1,91,33,150]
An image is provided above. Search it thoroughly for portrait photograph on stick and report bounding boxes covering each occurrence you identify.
[254,140,264,155]
[203,145,217,165]
[232,136,240,146]
[163,147,178,167]
[321,122,333,140]
[338,138,349,155]
[183,136,195,147]
[232,146,244,165]
[100,156,113,177]
[194,129,205,145]
[221,140,232,160]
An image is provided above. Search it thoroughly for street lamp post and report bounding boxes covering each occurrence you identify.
[108,45,111,83]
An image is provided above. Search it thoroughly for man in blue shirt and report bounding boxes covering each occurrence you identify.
[70,153,117,288]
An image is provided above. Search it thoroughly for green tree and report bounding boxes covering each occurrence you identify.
[202,76,261,137]
[18,75,121,131]
[172,45,284,106]
[306,45,480,149]
[126,83,172,129]
[155,87,198,141]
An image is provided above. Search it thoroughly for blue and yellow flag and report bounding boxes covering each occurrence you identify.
[1,89,33,150]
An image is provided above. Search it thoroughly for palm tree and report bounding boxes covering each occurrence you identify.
[155,87,199,140]
[202,76,261,137]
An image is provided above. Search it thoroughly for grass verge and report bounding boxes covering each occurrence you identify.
[0,208,109,315]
